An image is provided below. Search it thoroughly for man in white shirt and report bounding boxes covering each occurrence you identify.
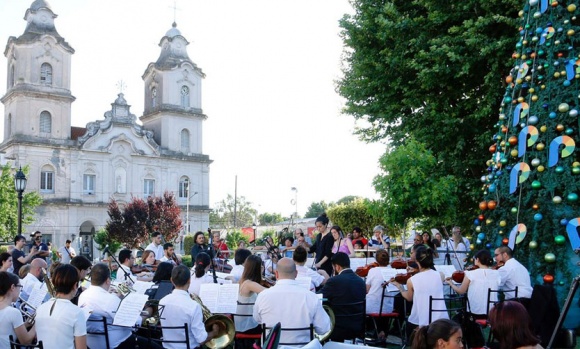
[494,246,533,300]
[159,265,220,349]
[446,226,470,270]
[79,263,159,349]
[116,249,137,284]
[253,257,331,345]
[57,239,76,264]
[292,246,328,291]
[21,258,47,296]
[145,231,165,261]
[159,243,178,265]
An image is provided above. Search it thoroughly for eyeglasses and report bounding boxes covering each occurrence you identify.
[494,253,502,257]
[15,284,23,288]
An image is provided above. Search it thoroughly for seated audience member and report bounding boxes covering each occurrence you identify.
[188,252,213,296]
[281,237,295,258]
[369,225,390,250]
[321,252,366,342]
[237,240,247,249]
[489,300,542,349]
[229,248,251,283]
[354,241,366,258]
[331,226,356,257]
[421,231,438,259]
[411,318,463,349]
[445,249,500,318]
[0,271,36,347]
[236,255,266,334]
[391,245,447,337]
[0,252,13,272]
[494,246,533,302]
[292,229,312,248]
[293,246,328,291]
[79,263,158,349]
[351,227,368,247]
[254,258,331,345]
[159,265,220,347]
[35,264,87,349]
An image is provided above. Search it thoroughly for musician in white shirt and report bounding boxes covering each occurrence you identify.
[145,232,164,261]
[159,265,220,349]
[494,246,533,300]
[292,246,328,290]
[253,258,331,345]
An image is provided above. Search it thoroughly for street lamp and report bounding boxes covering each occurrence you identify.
[184,179,198,234]
[252,222,257,243]
[14,167,27,235]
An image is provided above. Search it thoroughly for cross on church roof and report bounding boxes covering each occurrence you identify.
[116,80,126,94]
[169,1,181,23]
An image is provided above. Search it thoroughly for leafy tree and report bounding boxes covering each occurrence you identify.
[210,194,257,229]
[0,165,42,241]
[258,212,284,225]
[224,230,248,251]
[304,201,333,218]
[373,139,459,228]
[338,0,521,226]
[105,192,182,247]
[336,196,360,205]
[326,198,378,235]
[93,229,122,254]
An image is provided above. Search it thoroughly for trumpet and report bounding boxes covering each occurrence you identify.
[190,293,235,349]
[17,296,37,326]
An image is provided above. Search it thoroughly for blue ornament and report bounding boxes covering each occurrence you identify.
[534,213,543,221]
[485,243,493,249]
[474,219,480,226]
[496,170,503,176]
[563,80,571,87]
[489,184,497,193]
[560,218,568,226]
[549,111,557,118]
[477,233,486,240]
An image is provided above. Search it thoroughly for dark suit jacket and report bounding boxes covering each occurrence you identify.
[321,269,366,341]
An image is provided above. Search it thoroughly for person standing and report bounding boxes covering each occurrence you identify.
[11,235,39,276]
[29,231,50,261]
[446,226,469,270]
[190,232,212,260]
[309,213,334,277]
[145,231,164,261]
[57,240,76,264]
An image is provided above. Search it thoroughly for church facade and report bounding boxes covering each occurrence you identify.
[1,0,211,259]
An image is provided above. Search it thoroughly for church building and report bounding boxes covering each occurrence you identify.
[1,0,212,259]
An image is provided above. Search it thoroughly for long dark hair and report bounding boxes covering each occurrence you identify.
[489,301,540,349]
[194,252,211,278]
[193,231,206,245]
[152,262,174,283]
[240,255,263,283]
[0,271,19,296]
[411,319,461,349]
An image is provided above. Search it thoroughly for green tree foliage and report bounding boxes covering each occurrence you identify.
[93,229,123,254]
[336,196,360,205]
[224,230,249,251]
[0,165,42,241]
[373,139,459,227]
[477,2,580,306]
[304,201,333,218]
[210,194,257,229]
[105,192,182,248]
[338,0,521,225]
[327,198,378,234]
[258,212,285,225]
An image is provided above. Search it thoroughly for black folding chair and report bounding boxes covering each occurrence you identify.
[86,315,111,349]
[262,323,313,346]
[367,285,406,346]
[428,294,467,323]
[482,287,518,346]
[141,323,190,348]
[232,301,262,348]
[330,299,366,343]
[8,335,43,349]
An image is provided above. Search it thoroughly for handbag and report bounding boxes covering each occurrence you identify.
[452,310,485,347]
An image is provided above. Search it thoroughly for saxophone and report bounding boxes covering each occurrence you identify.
[189,293,235,349]
[41,268,56,297]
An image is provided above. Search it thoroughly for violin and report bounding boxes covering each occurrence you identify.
[261,276,276,288]
[492,261,505,270]
[355,261,379,277]
[132,262,158,274]
[388,270,418,285]
[450,265,480,283]
[390,258,408,269]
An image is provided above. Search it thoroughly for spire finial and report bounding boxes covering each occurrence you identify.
[116,80,126,94]
[169,1,181,24]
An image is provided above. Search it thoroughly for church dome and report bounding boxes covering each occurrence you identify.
[30,0,52,12]
[165,22,181,38]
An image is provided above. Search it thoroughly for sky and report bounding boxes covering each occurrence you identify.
[0,0,387,218]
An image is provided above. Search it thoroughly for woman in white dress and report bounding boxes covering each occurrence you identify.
[0,271,36,347]
[35,264,87,349]
[391,245,447,337]
[235,255,267,334]
[188,252,214,296]
[445,249,500,318]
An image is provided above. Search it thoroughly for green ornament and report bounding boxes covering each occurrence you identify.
[559,281,565,286]
[555,166,565,174]
[559,103,570,112]
[529,240,538,249]
[511,207,518,213]
[572,167,580,175]
[545,253,556,263]
[567,193,578,202]
[553,196,563,204]
[531,180,542,189]
[554,235,566,245]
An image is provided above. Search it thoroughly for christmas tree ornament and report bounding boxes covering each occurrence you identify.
[544,253,556,262]
[554,235,566,245]
[529,240,538,249]
[543,274,555,283]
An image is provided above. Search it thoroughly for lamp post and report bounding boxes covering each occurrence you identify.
[14,167,27,236]
[184,179,198,234]
[252,222,257,243]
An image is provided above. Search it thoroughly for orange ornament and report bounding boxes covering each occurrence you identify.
[487,200,497,210]
[505,75,513,84]
[501,125,508,133]
[543,274,554,284]
[489,144,497,153]
[502,238,509,245]
[479,201,488,210]
[508,136,518,145]
[532,203,539,210]
[478,214,485,221]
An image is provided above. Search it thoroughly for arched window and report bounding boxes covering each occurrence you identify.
[181,129,190,153]
[179,177,189,198]
[40,63,52,85]
[180,85,190,108]
[151,87,157,108]
[40,165,55,193]
[39,111,51,134]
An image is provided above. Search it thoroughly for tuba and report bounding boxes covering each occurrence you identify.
[190,293,235,349]
[315,305,335,342]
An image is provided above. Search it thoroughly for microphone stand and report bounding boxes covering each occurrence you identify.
[441,226,452,266]
[207,228,218,284]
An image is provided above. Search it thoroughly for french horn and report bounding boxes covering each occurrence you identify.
[315,305,335,342]
[190,293,235,349]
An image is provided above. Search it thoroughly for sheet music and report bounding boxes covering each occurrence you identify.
[217,278,232,285]
[113,293,149,327]
[27,284,48,309]
[435,265,457,279]
[132,281,154,294]
[199,283,239,314]
[380,268,406,281]
[349,258,368,270]
[295,276,312,290]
